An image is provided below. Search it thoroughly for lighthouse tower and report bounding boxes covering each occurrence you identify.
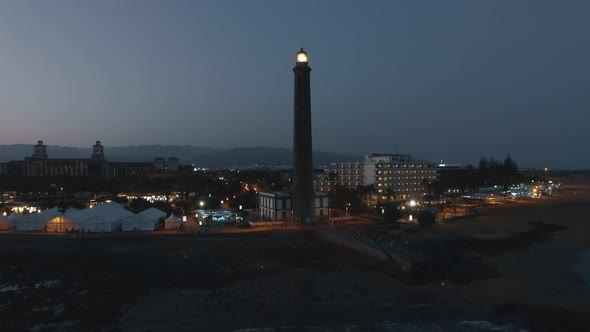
[292,48,314,223]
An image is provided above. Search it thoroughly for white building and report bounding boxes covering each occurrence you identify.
[259,191,328,221]
[314,153,437,202]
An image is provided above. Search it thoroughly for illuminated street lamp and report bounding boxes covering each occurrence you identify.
[544,167,548,179]
[199,201,204,209]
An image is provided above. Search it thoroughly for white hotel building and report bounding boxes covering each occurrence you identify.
[314,153,437,202]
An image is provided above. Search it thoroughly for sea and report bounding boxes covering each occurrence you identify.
[574,249,590,286]
[233,320,527,331]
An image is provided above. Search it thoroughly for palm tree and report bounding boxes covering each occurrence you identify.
[421,179,443,222]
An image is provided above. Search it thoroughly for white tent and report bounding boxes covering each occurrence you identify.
[139,207,167,221]
[17,213,48,231]
[121,213,157,231]
[15,207,61,231]
[164,213,182,230]
[7,213,23,222]
[0,214,17,231]
[46,215,79,232]
[68,202,133,232]
[79,215,118,232]
[39,207,62,219]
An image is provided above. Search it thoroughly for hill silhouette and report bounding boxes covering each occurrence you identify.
[0,144,360,168]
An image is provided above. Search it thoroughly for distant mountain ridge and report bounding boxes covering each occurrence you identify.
[0,144,360,167]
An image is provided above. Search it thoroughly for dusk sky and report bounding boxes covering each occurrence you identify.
[0,1,588,169]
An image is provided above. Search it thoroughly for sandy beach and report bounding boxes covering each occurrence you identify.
[434,184,590,312]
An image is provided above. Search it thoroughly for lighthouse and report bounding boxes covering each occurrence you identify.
[292,48,314,222]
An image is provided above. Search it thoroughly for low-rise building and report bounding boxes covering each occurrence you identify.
[259,191,328,221]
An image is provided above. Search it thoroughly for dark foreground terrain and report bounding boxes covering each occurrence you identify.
[0,183,589,331]
[0,231,585,332]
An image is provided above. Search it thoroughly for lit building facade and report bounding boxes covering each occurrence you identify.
[367,153,437,201]
[314,162,364,191]
[314,153,437,202]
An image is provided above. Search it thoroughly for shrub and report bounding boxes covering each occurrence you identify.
[417,210,436,226]
[383,206,403,222]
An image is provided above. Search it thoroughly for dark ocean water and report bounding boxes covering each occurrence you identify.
[574,249,590,286]
[233,320,527,331]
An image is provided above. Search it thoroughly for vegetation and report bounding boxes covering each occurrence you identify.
[416,210,436,226]
[383,205,403,222]
[477,155,519,187]
[430,155,539,198]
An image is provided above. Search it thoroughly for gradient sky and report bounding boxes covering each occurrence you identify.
[0,1,588,169]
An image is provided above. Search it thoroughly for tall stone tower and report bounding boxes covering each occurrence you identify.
[292,48,314,222]
[91,141,105,160]
[32,140,48,160]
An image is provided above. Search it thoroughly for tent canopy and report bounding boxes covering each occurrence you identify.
[165,213,181,222]
[16,214,47,231]
[46,215,78,232]
[0,215,16,230]
[70,202,134,223]
[121,213,156,231]
[139,207,166,221]
[6,213,23,221]
[38,207,61,220]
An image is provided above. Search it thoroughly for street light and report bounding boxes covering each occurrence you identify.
[544,167,548,180]
[237,205,243,228]
[199,201,204,209]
